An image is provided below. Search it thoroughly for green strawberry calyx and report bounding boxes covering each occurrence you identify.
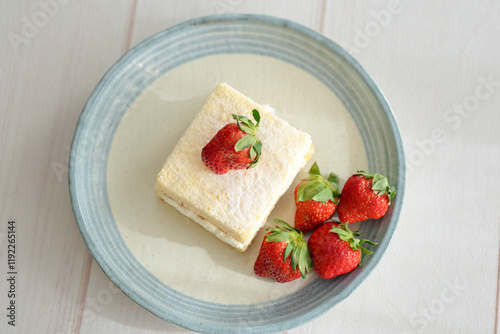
[296,162,340,204]
[330,223,378,258]
[356,171,396,205]
[232,109,262,169]
[265,219,312,279]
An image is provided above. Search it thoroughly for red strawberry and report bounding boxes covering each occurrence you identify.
[254,219,312,283]
[337,171,396,224]
[294,162,340,233]
[308,222,377,279]
[201,109,262,174]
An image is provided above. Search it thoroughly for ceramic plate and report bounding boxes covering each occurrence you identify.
[69,14,405,333]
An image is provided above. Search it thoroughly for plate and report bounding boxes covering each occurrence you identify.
[69,14,405,333]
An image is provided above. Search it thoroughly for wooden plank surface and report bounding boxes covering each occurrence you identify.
[1,0,499,333]
[1,1,135,333]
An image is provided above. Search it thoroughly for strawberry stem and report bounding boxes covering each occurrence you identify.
[232,110,262,169]
[266,219,312,279]
[330,223,378,257]
[356,170,396,204]
[296,162,340,204]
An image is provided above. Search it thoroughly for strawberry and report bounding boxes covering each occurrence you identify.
[337,171,396,224]
[294,162,340,233]
[201,109,262,175]
[254,219,312,283]
[308,222,377,279]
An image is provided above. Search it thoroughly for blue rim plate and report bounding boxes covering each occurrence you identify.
[69,14,405,333]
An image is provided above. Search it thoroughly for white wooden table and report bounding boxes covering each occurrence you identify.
[1,1,499,333]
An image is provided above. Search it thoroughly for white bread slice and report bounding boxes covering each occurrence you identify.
[155,83,313,251]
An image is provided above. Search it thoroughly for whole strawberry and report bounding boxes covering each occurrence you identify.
[294,162,340,233]
[254,219,312,283]
[201,109,262,174]
[308,222,377,279]
[337,171,396,224]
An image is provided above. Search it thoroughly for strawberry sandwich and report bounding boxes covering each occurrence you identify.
[155,83,313,251]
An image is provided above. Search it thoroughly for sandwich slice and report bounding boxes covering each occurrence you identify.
[155,83,313,251]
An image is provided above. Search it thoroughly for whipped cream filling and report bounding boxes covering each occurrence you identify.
[159,193,249,251]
